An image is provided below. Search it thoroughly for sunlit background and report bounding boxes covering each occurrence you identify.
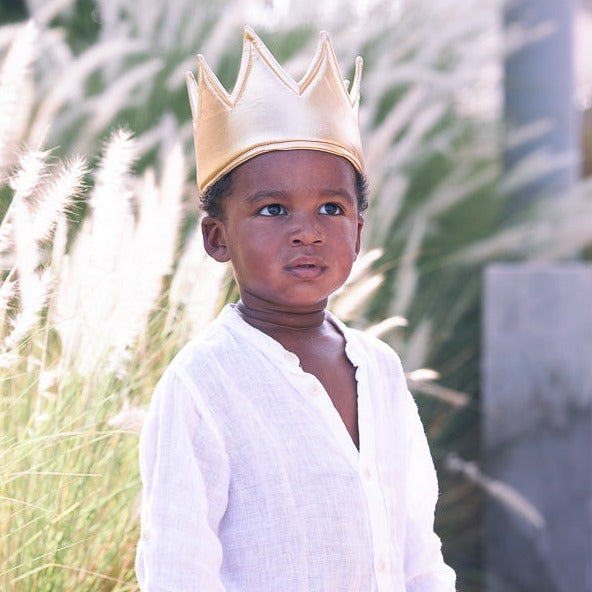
[1,1,591,590]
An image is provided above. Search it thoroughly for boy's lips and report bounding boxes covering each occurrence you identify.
[285,257,326,279]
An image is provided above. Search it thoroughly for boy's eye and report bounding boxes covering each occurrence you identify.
[319,202,343,216]
[258,204,286,216]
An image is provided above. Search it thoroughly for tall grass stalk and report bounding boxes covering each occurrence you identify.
[0,126,206,590]
[0,22,37,176]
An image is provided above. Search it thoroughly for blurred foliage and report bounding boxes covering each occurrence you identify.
[0,0,26,23]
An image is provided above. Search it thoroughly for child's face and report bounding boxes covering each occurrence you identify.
[202,150,364,313]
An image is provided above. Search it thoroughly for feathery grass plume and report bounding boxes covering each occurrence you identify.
[0,21,38,177]
[455,177,592,263]
[363,86,428,183]
[179,1,244,68]
[407,369,470,408]
[8,149,50,317]
[430,166,499,218]
[81,128,136,268]
[330,249,384,322]
[446,454,545,529]
[51,131,186,376]
[0,277,16,337]
[0,277,15,313]
[399,318,432,377]
[52,129,137,374]
[12,196,39,314]
[330,274,383,322]
[167,223,228,338]
[25,0,77,26]
[343,248,383,285]
[0,25,26,51]
[36,0,205,152]
[104,141,184,362]
[0,214,12,258]
[501,147,578,198]
[8,149,48,203]
[389,216,425,319]
[365,174,407,249]
[389,102,449,170]
[134,113,192,163]
[504,120,554,152]
[29,37,149,148]
[82,59,163,139]
[1,135,177,591]
[0,270,51,368]
[504,16,557,56]
[364,315,408,339]
[31,155,87,244]
[107,400,146,433]
[168,3,248,94]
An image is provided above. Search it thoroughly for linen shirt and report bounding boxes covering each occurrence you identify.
[136,304,456,591]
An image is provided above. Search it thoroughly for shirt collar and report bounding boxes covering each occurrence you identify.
[218,303,366,369]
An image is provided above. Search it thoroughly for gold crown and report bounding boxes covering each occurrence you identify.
[186,26,364,193]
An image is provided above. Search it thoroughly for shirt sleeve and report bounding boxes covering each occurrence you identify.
[135,364,230,592]
[404,391,457,592]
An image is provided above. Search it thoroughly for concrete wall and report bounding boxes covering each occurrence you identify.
[483,264,592,591]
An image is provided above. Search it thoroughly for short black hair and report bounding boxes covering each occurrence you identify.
[200,165,369,219]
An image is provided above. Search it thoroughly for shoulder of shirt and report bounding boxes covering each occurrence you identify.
[166,309,238,374]
[149,308,246,411]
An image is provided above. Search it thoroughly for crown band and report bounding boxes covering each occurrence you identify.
[186,26,365,194]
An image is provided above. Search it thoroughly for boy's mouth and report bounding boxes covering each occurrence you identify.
[285,257,325,278]
[286,256,324,268]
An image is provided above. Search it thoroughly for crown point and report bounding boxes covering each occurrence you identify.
[243,24,257,38]
[242,25,262,53]
[196,53,209,72]
[318,31,334,55]
[196,53,233,107]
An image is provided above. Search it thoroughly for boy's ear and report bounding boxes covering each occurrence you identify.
[201,216,230,262]
[354,215,364,256]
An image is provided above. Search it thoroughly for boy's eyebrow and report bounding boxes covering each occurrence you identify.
[245,190,288,204]
[319,188,356,203]
[245,188,355,204]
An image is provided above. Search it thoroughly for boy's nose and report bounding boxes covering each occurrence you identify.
[289,213,324,246]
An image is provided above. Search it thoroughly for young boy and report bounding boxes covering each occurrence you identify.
[136,26,456,591]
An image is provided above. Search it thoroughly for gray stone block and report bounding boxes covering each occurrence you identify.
[483,263,592,592]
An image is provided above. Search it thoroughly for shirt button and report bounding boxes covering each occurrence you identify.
[377,557,386,573]
[310,384,323,396]
[284,351,299,365]
[363,466,372,480]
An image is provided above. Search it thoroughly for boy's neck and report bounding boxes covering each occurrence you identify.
[236,299,327,335]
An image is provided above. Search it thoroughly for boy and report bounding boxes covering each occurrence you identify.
[136,26,456,591]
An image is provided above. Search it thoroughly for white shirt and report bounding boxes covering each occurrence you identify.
[136,304,456,591]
